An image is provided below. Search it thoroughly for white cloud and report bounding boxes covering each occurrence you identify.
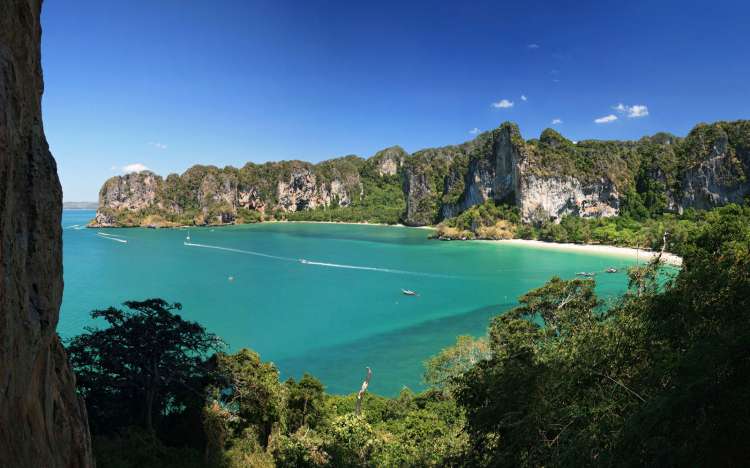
[521,94,527,101]
[613,103,649,118]
[492,99,514,109]
[122,163,150,173]
[627,104,649,118]
[551,118,562,125]
[595,114,618,124]
[527,43,540,49]
[149,141,167,150]
[469,128,480,135]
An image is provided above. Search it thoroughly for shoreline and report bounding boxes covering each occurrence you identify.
[86,217,681,266]
[478,238,683,266]
[267,220,436,230]
[88,219,437,231]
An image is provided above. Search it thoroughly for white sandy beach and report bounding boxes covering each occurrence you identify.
[480,238,683,266]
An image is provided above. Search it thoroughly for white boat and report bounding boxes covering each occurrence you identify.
[185,231,191,242]
[576,272,595,277]
[401,289,418,296]
[299,258,310,264]
[606,267,618,273]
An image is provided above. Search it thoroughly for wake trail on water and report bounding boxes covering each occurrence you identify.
[96,233,127,243]
[183,241,296,262]
[97,232,127,239]
[301,260,455,278]
[183,241,456,278]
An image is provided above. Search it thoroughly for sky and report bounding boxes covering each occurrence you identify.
[41,0,750,202]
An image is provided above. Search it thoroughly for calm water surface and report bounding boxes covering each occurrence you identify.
[61,210,640,395]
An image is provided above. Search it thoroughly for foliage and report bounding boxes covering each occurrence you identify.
[452,203,750,467]
[66,299,222,435]
[435,200,520,239]
[285,374,326,432]
[423,335,491,395]
[210,349,285,448]
[92,427,204,468]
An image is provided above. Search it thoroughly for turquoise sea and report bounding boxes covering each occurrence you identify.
[61,210,641,395]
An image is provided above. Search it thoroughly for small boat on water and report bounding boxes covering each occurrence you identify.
[185,231,191,242]
[299,258,310,264]
[606,267,618,273]
[401,289,418,296]
[576,272,596,277]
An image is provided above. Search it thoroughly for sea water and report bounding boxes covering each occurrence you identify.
[61,210,641,395]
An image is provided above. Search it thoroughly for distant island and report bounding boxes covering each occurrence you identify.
[90,120,750,253]
[63,201,98,210]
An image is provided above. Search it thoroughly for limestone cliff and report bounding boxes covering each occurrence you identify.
[93,120,750,227]
[0,1,93,466]
[677,121,750,210]
[93,156,370,227]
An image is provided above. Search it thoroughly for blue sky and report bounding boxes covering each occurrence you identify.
[41,1,750,201]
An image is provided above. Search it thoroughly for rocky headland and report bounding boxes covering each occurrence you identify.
[91,120,750,230]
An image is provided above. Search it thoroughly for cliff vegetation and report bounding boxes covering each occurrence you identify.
[92,121,750,234]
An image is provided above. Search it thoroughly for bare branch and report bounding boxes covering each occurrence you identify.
[355,367,372,415]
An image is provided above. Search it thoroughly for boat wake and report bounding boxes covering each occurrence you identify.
[300,259,454,278]
[98,232,126,239]
[183,241,295,262]
[96,233,127,243]
[184,241,453,278]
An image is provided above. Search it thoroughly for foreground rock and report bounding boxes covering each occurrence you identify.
[0,1,93,466]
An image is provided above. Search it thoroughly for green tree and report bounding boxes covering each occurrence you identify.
[67,298,222,434]
[212,349,285,448]
[423,335,491,395]
[285,373,326,431]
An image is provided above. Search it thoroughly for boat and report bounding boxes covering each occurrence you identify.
[185,231,191,242]
[299,258,310,264]
[401,289,418,296]
[606,267,618,273]
[576,272,596,277]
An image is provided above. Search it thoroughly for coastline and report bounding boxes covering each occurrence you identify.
[268,220,436,230]
[88,218,438,231]
[85,215,680,266]
[478,238,683,266]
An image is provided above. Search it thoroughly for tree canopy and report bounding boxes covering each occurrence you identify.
[67,298,223,434]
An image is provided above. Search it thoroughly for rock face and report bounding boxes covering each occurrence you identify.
[94,171,163,226]
[677,122,750,210]
[516,176,620,222]
[92,159,367,226]
[0,1,93,467]
[439,123,523,220]
[371,146,406,176]
[276,167,350,212]
[93,120,750,227]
